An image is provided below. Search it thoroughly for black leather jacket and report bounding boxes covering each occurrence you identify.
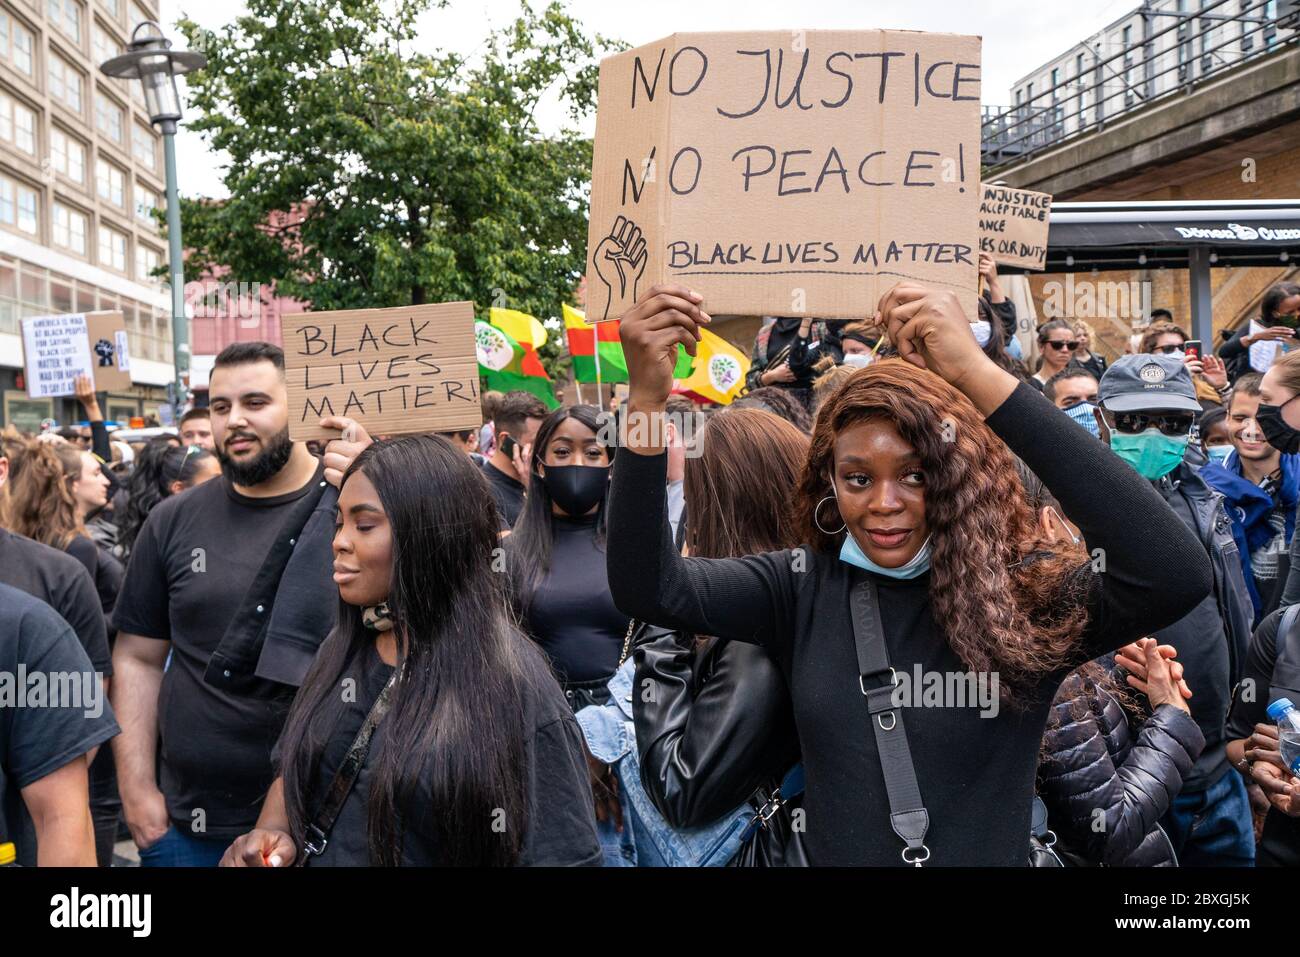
[1038,667,1205,866]
[632,625,799,829]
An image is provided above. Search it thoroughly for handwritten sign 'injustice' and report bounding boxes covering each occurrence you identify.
[978,184,1052,271]
[586,30,982,322]
[22,314,94,398]
[283,302,481,441]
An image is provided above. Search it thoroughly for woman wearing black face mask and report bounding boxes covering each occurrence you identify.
[506,404,628,711]
[506,405,632,864]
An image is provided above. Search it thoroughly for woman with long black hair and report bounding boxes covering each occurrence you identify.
[506,404,628,709]
[504,403,631,863]
[220,435,600,867]
[606,282,1211,866]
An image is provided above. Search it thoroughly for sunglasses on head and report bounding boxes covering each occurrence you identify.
[1153,343,1184,355]
[1045,340,1080,351]
[1111,410,1195,437]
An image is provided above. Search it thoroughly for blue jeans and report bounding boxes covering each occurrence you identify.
[137,825,228,868]
[1160,767,1255,867]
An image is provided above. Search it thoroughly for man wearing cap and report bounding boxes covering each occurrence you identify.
[1095,353,1256,866]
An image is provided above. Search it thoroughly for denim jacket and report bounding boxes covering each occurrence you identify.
[575,659,753,867]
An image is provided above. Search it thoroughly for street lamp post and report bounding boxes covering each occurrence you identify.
[100,22,206,424]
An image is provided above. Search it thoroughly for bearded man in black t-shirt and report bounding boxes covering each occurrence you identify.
[111,342,329,867]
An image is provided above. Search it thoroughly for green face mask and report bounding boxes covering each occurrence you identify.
[1109,427,1189,480]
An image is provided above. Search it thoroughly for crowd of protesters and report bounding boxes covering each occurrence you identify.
[2,270,1300,868]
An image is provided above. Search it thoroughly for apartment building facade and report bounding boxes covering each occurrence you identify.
[0,0,174,431]
[987,0,1293,163]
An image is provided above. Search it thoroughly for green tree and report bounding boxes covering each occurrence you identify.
[177,0,612,378]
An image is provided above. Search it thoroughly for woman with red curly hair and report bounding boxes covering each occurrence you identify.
[607,281,1212,866]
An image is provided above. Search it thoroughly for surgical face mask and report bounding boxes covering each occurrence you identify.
[970,320,992,348]
[1062,401,1100,438]
[826,472,931,578]
[843,352,872,369]
[541,464,610,517]
[1205,444,1234,466]
[1256,396,1300,454]
[840,531,933,579]
[1109,427,1189,481]
[1006,335,1024,361]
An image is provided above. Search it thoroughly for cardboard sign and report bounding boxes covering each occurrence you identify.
[84,311,132,392]
[22,314,94,398]
[585,30,981,323]
[978,184,1052,270]
[20,311,134,397]
[283,302,481,441]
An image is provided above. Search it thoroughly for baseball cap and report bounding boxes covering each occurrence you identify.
[1097,354,1201,414]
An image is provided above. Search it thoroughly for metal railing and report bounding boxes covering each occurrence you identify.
[983,0,1298,167]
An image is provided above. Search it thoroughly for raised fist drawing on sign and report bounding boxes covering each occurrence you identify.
[592,215,648,320]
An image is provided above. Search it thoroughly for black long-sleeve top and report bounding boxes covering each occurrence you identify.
[515,514,630,684]
[606,381,1212,866]
[1218,327,1249,364]
[633,627,799,828]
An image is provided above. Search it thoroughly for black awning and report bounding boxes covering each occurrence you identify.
[999,200,1300,273]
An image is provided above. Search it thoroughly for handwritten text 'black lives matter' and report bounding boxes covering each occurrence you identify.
[290,318,475,422]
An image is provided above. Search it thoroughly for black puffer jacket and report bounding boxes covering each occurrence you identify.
[1038,668,1205,866]
[632,625,799,828]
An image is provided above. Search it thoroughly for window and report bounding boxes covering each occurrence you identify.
[1075,52,1088,126]
[0,11,35,76]
[95,91,123,142]
[1050,67,1059,101]
[95,158,124,206]
[129,1,149,32]
[50,127,85,182]
[0,175,38,235]
[47,0,81,45]
[1242,0,1254,53]
[1200,0,1215,73]
[92,21,120,65]
[104,0,121,18]
[134,182,157,224]
[53,202,88,253]
[0,93,36,154]
[135,243,158,281]
[49,56,83,113]
[132,122,155,170]
[97,224,126,270]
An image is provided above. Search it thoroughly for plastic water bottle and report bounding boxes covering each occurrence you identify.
[1267,698,1300,776]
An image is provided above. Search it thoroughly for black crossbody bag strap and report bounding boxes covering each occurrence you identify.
[849,576,931,866]
[297,673,397,865]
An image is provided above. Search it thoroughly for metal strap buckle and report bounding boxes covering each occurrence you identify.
[755,787,785,827]
[301,824,328,858]
[858,666,898,696]
[901,845,930,867]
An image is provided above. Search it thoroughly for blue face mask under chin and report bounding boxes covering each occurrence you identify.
[839,531,933,579]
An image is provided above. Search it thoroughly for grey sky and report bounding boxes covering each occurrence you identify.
[162,0,1138,199]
